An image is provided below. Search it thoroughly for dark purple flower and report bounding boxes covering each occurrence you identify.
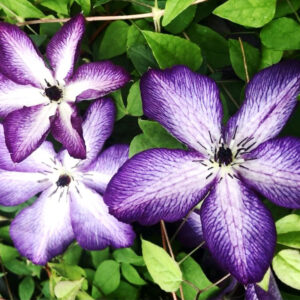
[105,62,300,284]
[0,98,134,265]
[0,14,130,162]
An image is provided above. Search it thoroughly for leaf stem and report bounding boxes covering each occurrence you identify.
[238,37,249,83]
[178,241,205,265]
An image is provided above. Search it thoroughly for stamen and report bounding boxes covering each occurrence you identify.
[206,173,213,179]
[232,125,238,140]
[208,131,214,144]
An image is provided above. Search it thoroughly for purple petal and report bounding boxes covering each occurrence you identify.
[0,171,51,206]
[64,62,130,102]
[104,148,218,225]
[0,124,57,173]
[200,175,276,284]
[238,137,300,208]
[52,102,86,159]
[0,22,53,87]
[177,210,203,248]
[225,61,300,151]
[3,103,57,163]
[10,186,74,265]
[81,144,129,194]
[140,66,223,155]
[46,14,85,83]
[0,73,47,118]
[69,183,135,250]
[80,98,115,165]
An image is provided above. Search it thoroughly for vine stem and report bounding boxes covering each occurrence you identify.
[16,0,207,26]
[238,37,250,83]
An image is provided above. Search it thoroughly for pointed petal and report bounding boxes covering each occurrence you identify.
[238,137,300,208]
[140,66,223,154]
[177,210,203,248]
[81,144,129,193]
[0,73,47,118]
[0,22,53,87]
[64,62,130,102]
[225,61,300,151]
[3,103,57,163]
[105,149,218,225]
[200,175,276,284]
[0,124,57,172]
[46,14,85,83]
[81,98,115,164]
[10,186,74,265]
[0,171,51,206]
[52,102,86,159]
[69,183,135,250]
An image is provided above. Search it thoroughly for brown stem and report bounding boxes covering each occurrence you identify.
[238,37,249,83]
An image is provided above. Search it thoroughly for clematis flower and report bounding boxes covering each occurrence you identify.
[0,14,129,162]
[105,62,300,284]
[0,98,134,265]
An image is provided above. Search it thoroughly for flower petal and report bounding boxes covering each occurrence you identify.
[52,102,86,159]
[0,171,51,206]
[10,186,74,265]
[64,62,130,102]
[177,210,203,248]
[3,103,57,163]
[0,124,57,172]
[46,14,85,83]
[140,66,223,155]
[104,148,218,225]
[81,98,115,164]
[225,61,300,151]
[238,137,300,208]
[0,22,53,87]
[81,144,129,193]
[200,175,276,284]
[0,73,47,118]
[69,183,135,250]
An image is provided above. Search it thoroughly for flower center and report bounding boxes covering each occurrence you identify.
[216,145,232,166]
[45,85,62,101]
[56,174,71,187]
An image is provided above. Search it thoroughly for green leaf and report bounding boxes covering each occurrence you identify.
[48,263,86,280]
[260,17,300,50]
[62,244,82,265]
[76,291,94,300]
[165,5,196,34]
[98,21,130,59]
[141,238,182,292]
[75,0,91,15]
[257,268,270,291]
[259,46,283,70]
[176,253,218,300]
[126,81,143,117]
[0,243,19,263]
[187,24,230,68]
[40,0,69,15]
[19,277,35,300]
[213,0,276,28]
[228,39,260,81]
[54,279,84,299]
[126,21,151,48]
[273,249,300,290]
[91,248,110,268]
[94,260,121,295]
[0,0,44,19]
[108,281,139,300]
[162,0,194,26]
[275,0,300,18]
[121,263,146,285]
[111,90,127,121]
[4,259,32,276]
[276,214,300,249]
[142,30,202,71]
[113,248,145,266]
[129,134,154,157]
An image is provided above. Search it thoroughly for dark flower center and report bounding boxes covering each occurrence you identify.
[56,174,71,187]
[45,85,62,101]
[216,146,232,166]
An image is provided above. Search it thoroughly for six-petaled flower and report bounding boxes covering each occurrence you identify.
[0,98,135,265]
[105,62,300,284]
[0,14,130,162]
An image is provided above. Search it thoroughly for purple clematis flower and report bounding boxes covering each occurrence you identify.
[105,62,300,284]
[0,14,130,162]
[0,98,134,265]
